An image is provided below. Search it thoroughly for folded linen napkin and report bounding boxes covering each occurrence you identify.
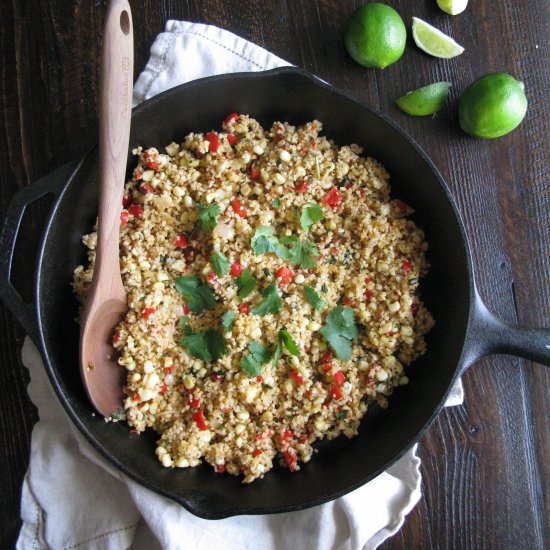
[17,21,464,550]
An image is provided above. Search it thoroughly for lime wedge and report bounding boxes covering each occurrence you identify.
[436,0,468,15]
[412,17,465,58]
[395,82,452,116]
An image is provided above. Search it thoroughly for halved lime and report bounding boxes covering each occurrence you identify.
[395,82,452,116]
[412,17,465,58]
[436,0,468,15]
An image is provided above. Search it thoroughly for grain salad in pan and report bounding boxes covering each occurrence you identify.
[73,114,434,483]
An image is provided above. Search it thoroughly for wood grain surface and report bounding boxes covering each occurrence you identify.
[1,1,548,547]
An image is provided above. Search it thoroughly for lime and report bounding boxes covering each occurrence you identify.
[458,73,528,139]
[412,17,465,58]
[436,0,468,15]
[344,3,407,69]
[395,82,452,116]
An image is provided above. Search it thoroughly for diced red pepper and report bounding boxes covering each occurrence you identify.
[146,160,160,170]
[343,298,355,307]
[159,384,168,395]
[112,332,119,345]
[250,166,260,180]
[230,260,243,277]
[322,187,342,210]
[192,410,208,430]
[189,396,201,409]
[173,235,188,248]
[253,449,262,456]
[232,198,246,217]
[205,131,220,152]
[275,266,293,285]
[284,450,298,472]
[322,363,332,372]
[122,191,132,207]
[256,375,263,383]
[143,307,156,320]
[140,183,154,194]
[274,134,284,142]
[333,370,346,387]
[365,289,374,300]
[211,374,222,382]
[282,430,293,442]
[330,384,343,400]
[227,134,237,145]
[207,273,218,283]
[128,205,143,218]
[133,168,142,180]
[320,351,333,363]
[120,211,129,226]
[224,112,239,126]
[183,247,198,261]
[295,180,309,193]
[164,366,173,374]
[411,303,419,316]
[289,371,304,385]
[183,303,190,315]
[215,463,226,473]
[238,303,249,314]
[402,261,412,275]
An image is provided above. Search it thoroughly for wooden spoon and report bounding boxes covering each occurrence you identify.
[80,0,133,416]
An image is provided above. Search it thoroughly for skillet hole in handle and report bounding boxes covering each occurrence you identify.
[0,161,79,342]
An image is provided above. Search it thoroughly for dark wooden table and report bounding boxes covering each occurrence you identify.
[1,1,548,548]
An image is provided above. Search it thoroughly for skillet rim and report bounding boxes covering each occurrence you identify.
[33,66,476,518]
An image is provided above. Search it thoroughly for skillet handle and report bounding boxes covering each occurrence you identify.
[463,291,550,369]
[0,161,78,342]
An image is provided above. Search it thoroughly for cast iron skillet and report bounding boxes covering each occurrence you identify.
[1,67,549,519]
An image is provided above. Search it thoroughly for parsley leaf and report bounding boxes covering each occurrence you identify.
[251,226,288,259]
[279,235,319,269]
[272,329,300,366]
[240,341,272,378]
[320,306,358,361]
[221,310,236,332]
[175,276,216,312]
[181,328,227,362]
[210,252,230,276]
[304,285,325,311]
[251,283,282,316]
[179,315,193,335]
[300,202,324,232]
[236,269,257,298]
[197,203,220,232]
[272,198,281,208]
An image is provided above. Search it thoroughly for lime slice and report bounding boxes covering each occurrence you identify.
[412,17,465,58]
[395,82,452,116]
[436,0,468,15]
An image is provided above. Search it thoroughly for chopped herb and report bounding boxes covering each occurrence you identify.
[240,341,272,378]
[304,285,325,311]
[181,328,227,362]
[221,310,236,331]
[314,156,321,179]
[272,329,300,366]
[338,176,350,188]
[337,409,350,421]
[210,252,230,276]
[236,269,257,298]
[279,235,319,269]
[272,198,281,208]
[197,202,220,232]
[262,267,273,279]
[320,306,358,361]
[164,439,173,446]
[110,409,126,421]
[342,250,353,266]
[251,283,282,316]
[251,226,288,258]
[328,254,337,265]
[179,315,189,328]
[175,276,216,312]
[300,202,324,232]
[321,283,328,293]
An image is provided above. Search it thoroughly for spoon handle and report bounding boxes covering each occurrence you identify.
[96,0,133,275]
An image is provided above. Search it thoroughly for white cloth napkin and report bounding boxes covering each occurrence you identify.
[17,21,464,550]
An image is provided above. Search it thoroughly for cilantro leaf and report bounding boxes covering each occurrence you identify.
[300,202,324,232]
[272,329,300,366]
[197,203,220,232]
[319,306,358,361]
[179,315,193,335]
[236,269,257,298]
[175,276,216,312]
[251,226,289,259]
[272,198,281,208]
[304,285,325,311]
[181,328,227,362]
[221,310,236,332]
[251,284,282,316]
[210,252,230,277]
[240,341,272,378]
[279,235,319,269]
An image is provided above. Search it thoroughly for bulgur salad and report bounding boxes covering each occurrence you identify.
[73,114,434,483]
